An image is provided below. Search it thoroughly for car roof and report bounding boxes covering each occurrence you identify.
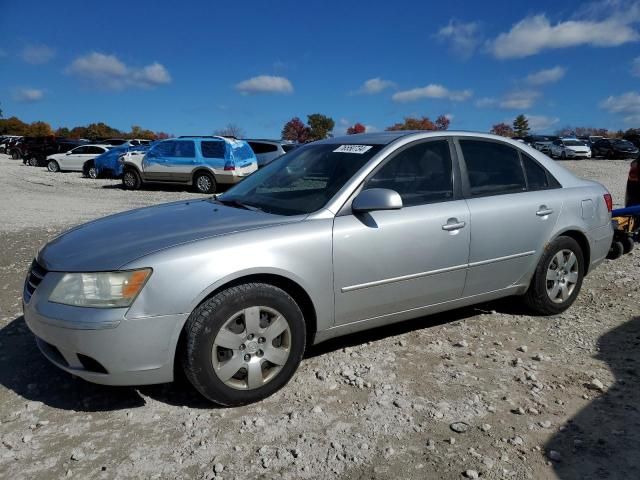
[314,130,558,146]
[244,139,292,144]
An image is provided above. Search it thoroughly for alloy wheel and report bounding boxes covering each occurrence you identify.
[211,306,291,390]
[546,249,579,304]
[196,175,211,193]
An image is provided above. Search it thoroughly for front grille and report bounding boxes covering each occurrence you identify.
[24,260,48,303]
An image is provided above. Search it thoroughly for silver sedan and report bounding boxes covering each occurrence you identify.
[23,131,614,405]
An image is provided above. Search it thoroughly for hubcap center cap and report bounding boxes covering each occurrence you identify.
[245,341,259,354]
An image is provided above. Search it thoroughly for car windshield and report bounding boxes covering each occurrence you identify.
[563,140,584,146]
[217,143,384,216]
[613,139,633,147]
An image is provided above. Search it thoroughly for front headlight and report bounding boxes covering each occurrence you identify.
[49,269,152,308]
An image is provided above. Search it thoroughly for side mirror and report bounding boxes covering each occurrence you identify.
[352,188,403,213]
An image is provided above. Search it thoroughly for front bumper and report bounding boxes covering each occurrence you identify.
[23,272,186,386]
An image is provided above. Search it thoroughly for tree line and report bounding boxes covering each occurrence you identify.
[490,114,632,139]
[0,116,171,140]
[280,113,451,143]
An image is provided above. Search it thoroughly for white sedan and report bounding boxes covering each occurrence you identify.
[549,138,592,160]
[46,145,111,174]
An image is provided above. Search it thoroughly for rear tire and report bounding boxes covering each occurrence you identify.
[122,168,141,190]
[28,157,39,167]
[181,283,306,406]
[560,151,566,160]
[621,236,634,255]
[523,236,584,315]
[83,161,98,179]
[47,160,60,172]
[193,171,217,194]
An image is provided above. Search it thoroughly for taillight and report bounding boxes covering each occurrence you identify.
[629,161,639,182]
[224,160,235,171]
[603,193,613,213]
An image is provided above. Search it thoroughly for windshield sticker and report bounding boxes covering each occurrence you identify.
[333,145,373,154]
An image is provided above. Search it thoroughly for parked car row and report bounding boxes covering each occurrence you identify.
[514,134,639,160]
[4,134,298,194]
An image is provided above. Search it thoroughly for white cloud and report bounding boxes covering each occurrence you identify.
[66,52,171,90]
[475,97,497,108]
[600,91,640,123]
[392,83,472,102]
[13,88,44,103]
[525,66,567,85]
[525,114,559,132]
[436,20,481,58]
[364,125,379,133]
[499,90,541,109]
[353,77,395,94]
[632,56,640,76]
[235,75,293,94]
[444,113,454,121]
[21,44,55,64]
[488,12,639,59]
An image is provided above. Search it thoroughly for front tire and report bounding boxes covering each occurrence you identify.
[47,160,60,172]
[122,168,141,190]
[28,157,39,167]
[181,283,306,406]
[193,171,216,194]
[523,236,584,315]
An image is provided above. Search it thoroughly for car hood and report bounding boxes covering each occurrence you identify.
[38,199,302,272]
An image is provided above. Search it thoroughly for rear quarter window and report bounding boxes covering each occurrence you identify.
[201,141,227,158]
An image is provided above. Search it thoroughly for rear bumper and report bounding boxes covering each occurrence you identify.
[214,170,256,184]
[587,223,614,272]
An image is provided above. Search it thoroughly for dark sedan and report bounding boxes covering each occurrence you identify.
[592,138,639,159]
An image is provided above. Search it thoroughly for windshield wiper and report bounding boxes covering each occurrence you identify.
[214,198,262,212]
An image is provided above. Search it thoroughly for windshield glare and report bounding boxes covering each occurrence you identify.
[218,143,384,215]
[563,140,585,146]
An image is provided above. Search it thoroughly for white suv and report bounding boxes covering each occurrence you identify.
[245,140,298,168]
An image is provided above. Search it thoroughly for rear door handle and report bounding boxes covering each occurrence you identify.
[442,219,466,231]
[536,206,554,217]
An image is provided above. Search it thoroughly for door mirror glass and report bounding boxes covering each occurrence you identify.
[352,188,403,213]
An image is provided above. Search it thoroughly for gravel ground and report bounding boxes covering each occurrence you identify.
[0,154,638,480]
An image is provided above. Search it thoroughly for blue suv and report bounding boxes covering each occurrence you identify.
[121,137,258,193]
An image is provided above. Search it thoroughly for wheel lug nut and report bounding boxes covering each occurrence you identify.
[239,344,245,350]
[244,354,251,362]
[257,350,263,357]
[247,334,254,340]
[258,337,265,344]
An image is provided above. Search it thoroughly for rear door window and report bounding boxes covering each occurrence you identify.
[459,139,526,196]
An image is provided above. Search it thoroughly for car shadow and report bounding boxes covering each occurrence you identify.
[545,316,640,478]
[1,299,526,411]
[101,183,232,194]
